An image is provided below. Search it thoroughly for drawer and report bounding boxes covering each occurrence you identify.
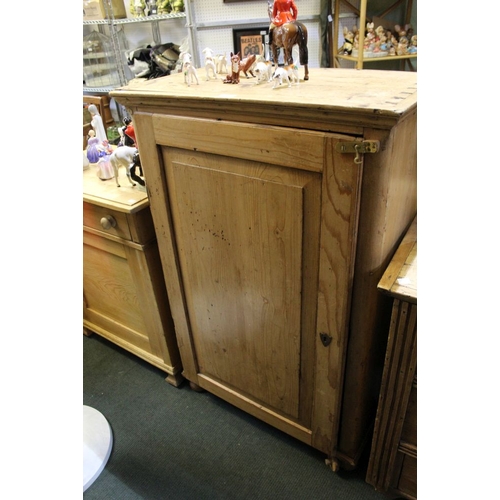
[400,380,417,448]
[396,453,417,499]
[83,202,131,241]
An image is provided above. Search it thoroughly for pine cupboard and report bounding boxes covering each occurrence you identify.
[111,68,417,470]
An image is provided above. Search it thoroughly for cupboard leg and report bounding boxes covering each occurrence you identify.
[83,326,93,337]
[189,381,205,392]
[165,373,184,387]
[325,457,340,472]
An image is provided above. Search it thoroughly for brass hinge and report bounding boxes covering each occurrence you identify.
[335,140,380,164]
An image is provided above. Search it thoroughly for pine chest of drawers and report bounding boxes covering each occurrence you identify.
[367,216,417,498]
[83,167,182,386]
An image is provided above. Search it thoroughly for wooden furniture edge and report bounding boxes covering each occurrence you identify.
[377,215,417,295]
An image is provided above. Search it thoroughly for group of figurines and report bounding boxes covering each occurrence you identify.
[130,0,184,17]
[339,22,417,58]
[179,49,302,89]
[125,1,308,87]
[174,0,308,88]
[85,105,145,188]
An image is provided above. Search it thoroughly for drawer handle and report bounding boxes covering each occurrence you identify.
[100,215,117,230]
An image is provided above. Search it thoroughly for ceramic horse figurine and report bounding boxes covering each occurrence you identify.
[270,21,309,81]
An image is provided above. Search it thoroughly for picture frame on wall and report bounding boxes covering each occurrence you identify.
[233,28,269,58]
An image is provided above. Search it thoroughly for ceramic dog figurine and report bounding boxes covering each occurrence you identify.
[202,47,217,80]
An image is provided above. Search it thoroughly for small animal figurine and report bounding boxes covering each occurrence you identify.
[215,53,228,74]
[202,47,217,80]
[239,54,257,78]
[272,67,291,88]
[284,62,299,85]
[129,151,145,186]
[366,22,375,37]
[408,35,417,54]
[254,60,273,83]
[181,52,199,86]
[109,146,142,187]
[340,26,354,55]
[223,52,242,84]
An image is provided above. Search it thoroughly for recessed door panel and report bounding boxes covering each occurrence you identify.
[164,148,321,423]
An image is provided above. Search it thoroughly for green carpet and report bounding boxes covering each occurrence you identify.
[83,334,389,499]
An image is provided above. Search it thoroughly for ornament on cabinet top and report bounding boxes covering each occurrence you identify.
[254,60,273,84]
[202,48,218,81]
[215,53,228,74]
[222,52,257,84]
[268,0,309,81]
[272,63,299,88]
[181,52,199,87]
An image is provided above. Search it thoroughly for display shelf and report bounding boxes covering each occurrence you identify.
[83,3,193,94]
[83,11,186,26]
[333,0,416,70]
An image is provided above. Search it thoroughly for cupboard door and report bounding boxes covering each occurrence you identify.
[165,148,321,427]
[135,114,362,451]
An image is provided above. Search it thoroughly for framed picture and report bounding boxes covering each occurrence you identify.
[233,28,269,58]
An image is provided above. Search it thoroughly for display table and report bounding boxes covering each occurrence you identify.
[83,405,113,492]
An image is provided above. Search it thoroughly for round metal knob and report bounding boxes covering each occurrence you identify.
[100,215,117,230]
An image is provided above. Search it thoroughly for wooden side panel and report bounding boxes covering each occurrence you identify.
[127,241,181,372]
[366,300,417,492]
[128,208,157,244]
[338,110,417,462]
[133,111,200,382]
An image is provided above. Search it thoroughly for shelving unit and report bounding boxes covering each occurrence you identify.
[333,0,416,70]
[83,2,196,95]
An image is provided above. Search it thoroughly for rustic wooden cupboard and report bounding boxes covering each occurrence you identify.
[111,68,417,470]
[83,168,183,386]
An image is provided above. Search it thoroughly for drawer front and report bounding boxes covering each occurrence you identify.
[83,202,131,241]
[400,380,417,448]
[395,453,417,499]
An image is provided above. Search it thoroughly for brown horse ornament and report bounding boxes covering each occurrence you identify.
[270,21,309,81]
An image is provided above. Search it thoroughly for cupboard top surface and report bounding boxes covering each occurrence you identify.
[83,165,148,213]
[111,68,416,123]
